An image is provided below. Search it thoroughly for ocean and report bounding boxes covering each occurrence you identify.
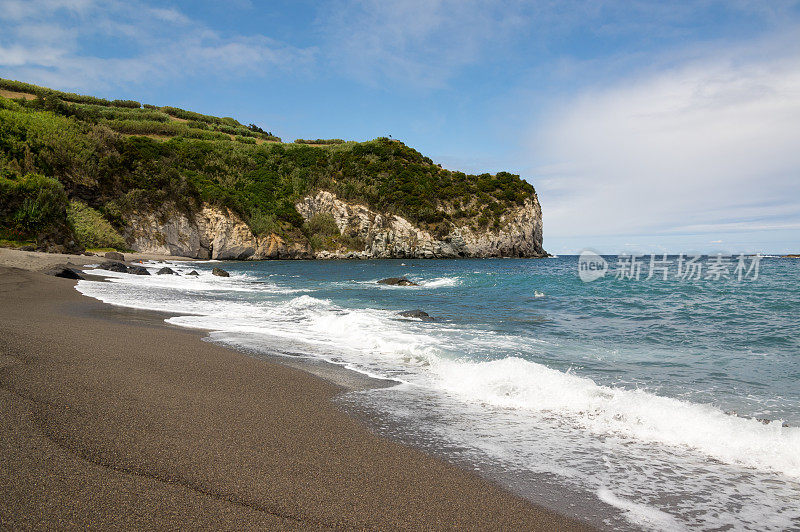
[76,256,800,530]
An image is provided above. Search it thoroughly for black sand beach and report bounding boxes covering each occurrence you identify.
[0,262,590,530]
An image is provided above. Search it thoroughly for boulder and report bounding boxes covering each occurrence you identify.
[377,277,418,286]
[105,251,125,261]
[44,266,84,280]
[398,310,434,321]
[156,267,176,275]
[212,267,230,277]
[186,270,200,276]
[128,265,151,275]
[98,261,128,273]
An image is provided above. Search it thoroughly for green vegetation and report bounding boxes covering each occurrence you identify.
[0,173,70,245]
[67,200,127,250]
[302,213,364,251]
[0,77,538,252]
[294,138,345,145]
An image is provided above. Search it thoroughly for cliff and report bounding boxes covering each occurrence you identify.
[123,190,544,260]
[295,191,544,258]
[125,205,312,259]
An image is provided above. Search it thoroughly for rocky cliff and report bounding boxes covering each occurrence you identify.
[125,206,312,260]
[124,190,545,260]
[295,191,545,259]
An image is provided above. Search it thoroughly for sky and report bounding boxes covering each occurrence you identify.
[1,0,799,255]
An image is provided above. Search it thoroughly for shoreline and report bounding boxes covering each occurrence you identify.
[0,251,591,529]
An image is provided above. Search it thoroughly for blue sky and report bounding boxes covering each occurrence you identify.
[1,0,799,254]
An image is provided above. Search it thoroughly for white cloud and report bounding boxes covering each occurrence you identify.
[0,0,315,90]
[529,33,800,246]
[318,0,528,88]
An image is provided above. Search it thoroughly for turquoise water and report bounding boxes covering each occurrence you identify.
[77,257,800,530]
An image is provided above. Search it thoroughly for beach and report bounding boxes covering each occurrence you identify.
[0,251,589,530]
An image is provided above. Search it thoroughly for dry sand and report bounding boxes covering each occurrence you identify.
[0,253,591,530]
[0,247,196,272]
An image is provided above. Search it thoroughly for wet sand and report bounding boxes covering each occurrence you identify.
[0,262,591,530]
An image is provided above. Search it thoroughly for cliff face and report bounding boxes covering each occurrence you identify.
[124,190,545,260]
[295,191,545,259]
[125,206,312,260]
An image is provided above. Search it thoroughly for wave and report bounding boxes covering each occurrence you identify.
[80,269,800,479]
[431,356,800,478]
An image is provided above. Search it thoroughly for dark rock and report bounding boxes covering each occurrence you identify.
[44,266,84,280]
[98,261,128,273]
[46,244,67,254]
[83,251,95,256]
[156,267,176,275]
[398,310,434,321]
[128,265,151,275]
[19,245,36,252]
[105,251,125,261]
[377,277,418,286]
[186,270,200,276]
[212,267,230,277]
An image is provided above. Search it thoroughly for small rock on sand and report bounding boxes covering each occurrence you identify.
[105,251,124,261]
[44,266,84,280]
[99,261,128,273]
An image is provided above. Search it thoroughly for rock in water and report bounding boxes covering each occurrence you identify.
[212,267,230,277]
[156,267,176,275]
[98,261,128,273]
[44,266,84,280]
[377,277,418,286]
[186,270,200,276]
[128,265,150,275]
[398,310,434,321]
[105,251,125,261]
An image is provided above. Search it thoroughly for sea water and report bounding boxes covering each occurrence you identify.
[76,257,800,530]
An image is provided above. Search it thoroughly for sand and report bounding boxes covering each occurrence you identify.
[0,247,196,272]
[0,253,591,530]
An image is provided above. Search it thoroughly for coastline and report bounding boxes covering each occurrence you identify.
[0,253,590,529]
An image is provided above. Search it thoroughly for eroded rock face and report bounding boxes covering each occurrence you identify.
[123,190,545,260]
[124,205,312,260]
[295,191,546,259]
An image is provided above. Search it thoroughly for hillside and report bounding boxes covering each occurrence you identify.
[0,78,546,259]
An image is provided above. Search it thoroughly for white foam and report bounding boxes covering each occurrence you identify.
[422,277,460,288]
[597,487,685,531]
[431,356,800,478]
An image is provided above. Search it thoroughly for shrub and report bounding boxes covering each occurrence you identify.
[66,200,126,249]
[111,99,141,108]
[294,138,345,145]
[248,210,280,235]
[0,173,69,236]
[305,213,340,237]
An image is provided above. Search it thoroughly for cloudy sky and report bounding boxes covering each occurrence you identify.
[1,0,798,254]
